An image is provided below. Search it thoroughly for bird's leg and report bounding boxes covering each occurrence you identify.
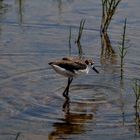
[62,81,69,99]
[63,77,73,99]
[63,78,71,97]
[62,78,73,113]
[65,77,73,96]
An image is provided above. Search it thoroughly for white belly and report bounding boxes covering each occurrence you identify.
[51,64,90,77]
[51,65,76,77]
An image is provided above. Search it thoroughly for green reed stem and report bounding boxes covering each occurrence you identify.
[101,0,121,33]
[68,26,72,56]
[0,0,3,8]
[15,132,20,140]
[133,79,140,110]
[119,18,127,74]
[132,79,140,135]
[75,19,86,58]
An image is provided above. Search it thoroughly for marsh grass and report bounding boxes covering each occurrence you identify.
[101,32,115,56]
[100,28,117,67]
[133,79,140,109]
[75,19,86,58]
[118,18,128,78]
[0,0,5,9]
[68,26,72,56]
[100,0,121,60]
[15,132,20,140]
[101,0,121,33]
[0,0,3,8]
[17,0,24,24]
[67,19,85,58]
[132,79,140,134]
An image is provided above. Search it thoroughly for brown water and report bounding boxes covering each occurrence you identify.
[0,0,140,140]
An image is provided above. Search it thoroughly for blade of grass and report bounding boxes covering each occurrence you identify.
[68,26,72,56]
[75,19,86,58]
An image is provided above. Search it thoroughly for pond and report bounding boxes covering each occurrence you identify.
[0,0,140,140]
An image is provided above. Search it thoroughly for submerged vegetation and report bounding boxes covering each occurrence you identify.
[133,79,140,110]
[118,18,128,78]
[133,79,140,134]
[14,132,21,140]
[101,0,122,33]
[100,0,122,60]
[68,26,72,56]
[0,0,4,9]
[75,19,86,58]
[67,19,86,58]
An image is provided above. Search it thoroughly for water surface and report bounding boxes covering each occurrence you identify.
[0,0,140,140]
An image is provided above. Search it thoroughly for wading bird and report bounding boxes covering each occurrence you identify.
[49,57,99,99]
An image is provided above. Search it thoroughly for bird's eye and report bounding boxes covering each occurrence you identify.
[85,60,89,65]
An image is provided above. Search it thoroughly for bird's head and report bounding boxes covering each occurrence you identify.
[85,59,99,74]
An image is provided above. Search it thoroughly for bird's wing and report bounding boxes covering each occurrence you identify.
[55,61,86,72]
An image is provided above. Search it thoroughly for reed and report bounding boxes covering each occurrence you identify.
[75,19,86,58]
[15,132,20,140]
[65,20,85,106]
[68,26,72,56]
[133,79,140,134]
[101,0,121,33]
[119,18,127,75]
[133,79,140,109]
[0,0,3,9]
[100,0,121,58]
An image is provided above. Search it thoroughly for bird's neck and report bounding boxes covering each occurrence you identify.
[86,65,90,74]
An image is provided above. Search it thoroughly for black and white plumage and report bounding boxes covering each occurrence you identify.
[49,57,99,78]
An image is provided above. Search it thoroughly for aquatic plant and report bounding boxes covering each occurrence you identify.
[75,19,86,58]
[100,0,121,60]
[68,26,72,56]
[133,79,140,134]
[101,0,122,33]
[0,0,6,9]
[15,132,20,140]
[100,31,115,56]
[18,0,24,24]
[118,18,127,76]
[133,79,140,109]
[0,0,3,8]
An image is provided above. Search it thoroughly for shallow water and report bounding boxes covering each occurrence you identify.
[0,0,140,140]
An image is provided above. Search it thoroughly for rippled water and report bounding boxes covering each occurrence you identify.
[0,0,140,140]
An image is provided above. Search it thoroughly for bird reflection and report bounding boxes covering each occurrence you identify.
[48,109,93,140]
[62,95,70,113]
[48,87,99,140]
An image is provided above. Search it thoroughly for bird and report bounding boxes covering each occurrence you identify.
[49,56,99,98]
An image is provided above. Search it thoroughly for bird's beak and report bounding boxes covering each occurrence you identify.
[92,65,99,74]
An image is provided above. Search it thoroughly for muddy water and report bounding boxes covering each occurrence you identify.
[0,0,140,140]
